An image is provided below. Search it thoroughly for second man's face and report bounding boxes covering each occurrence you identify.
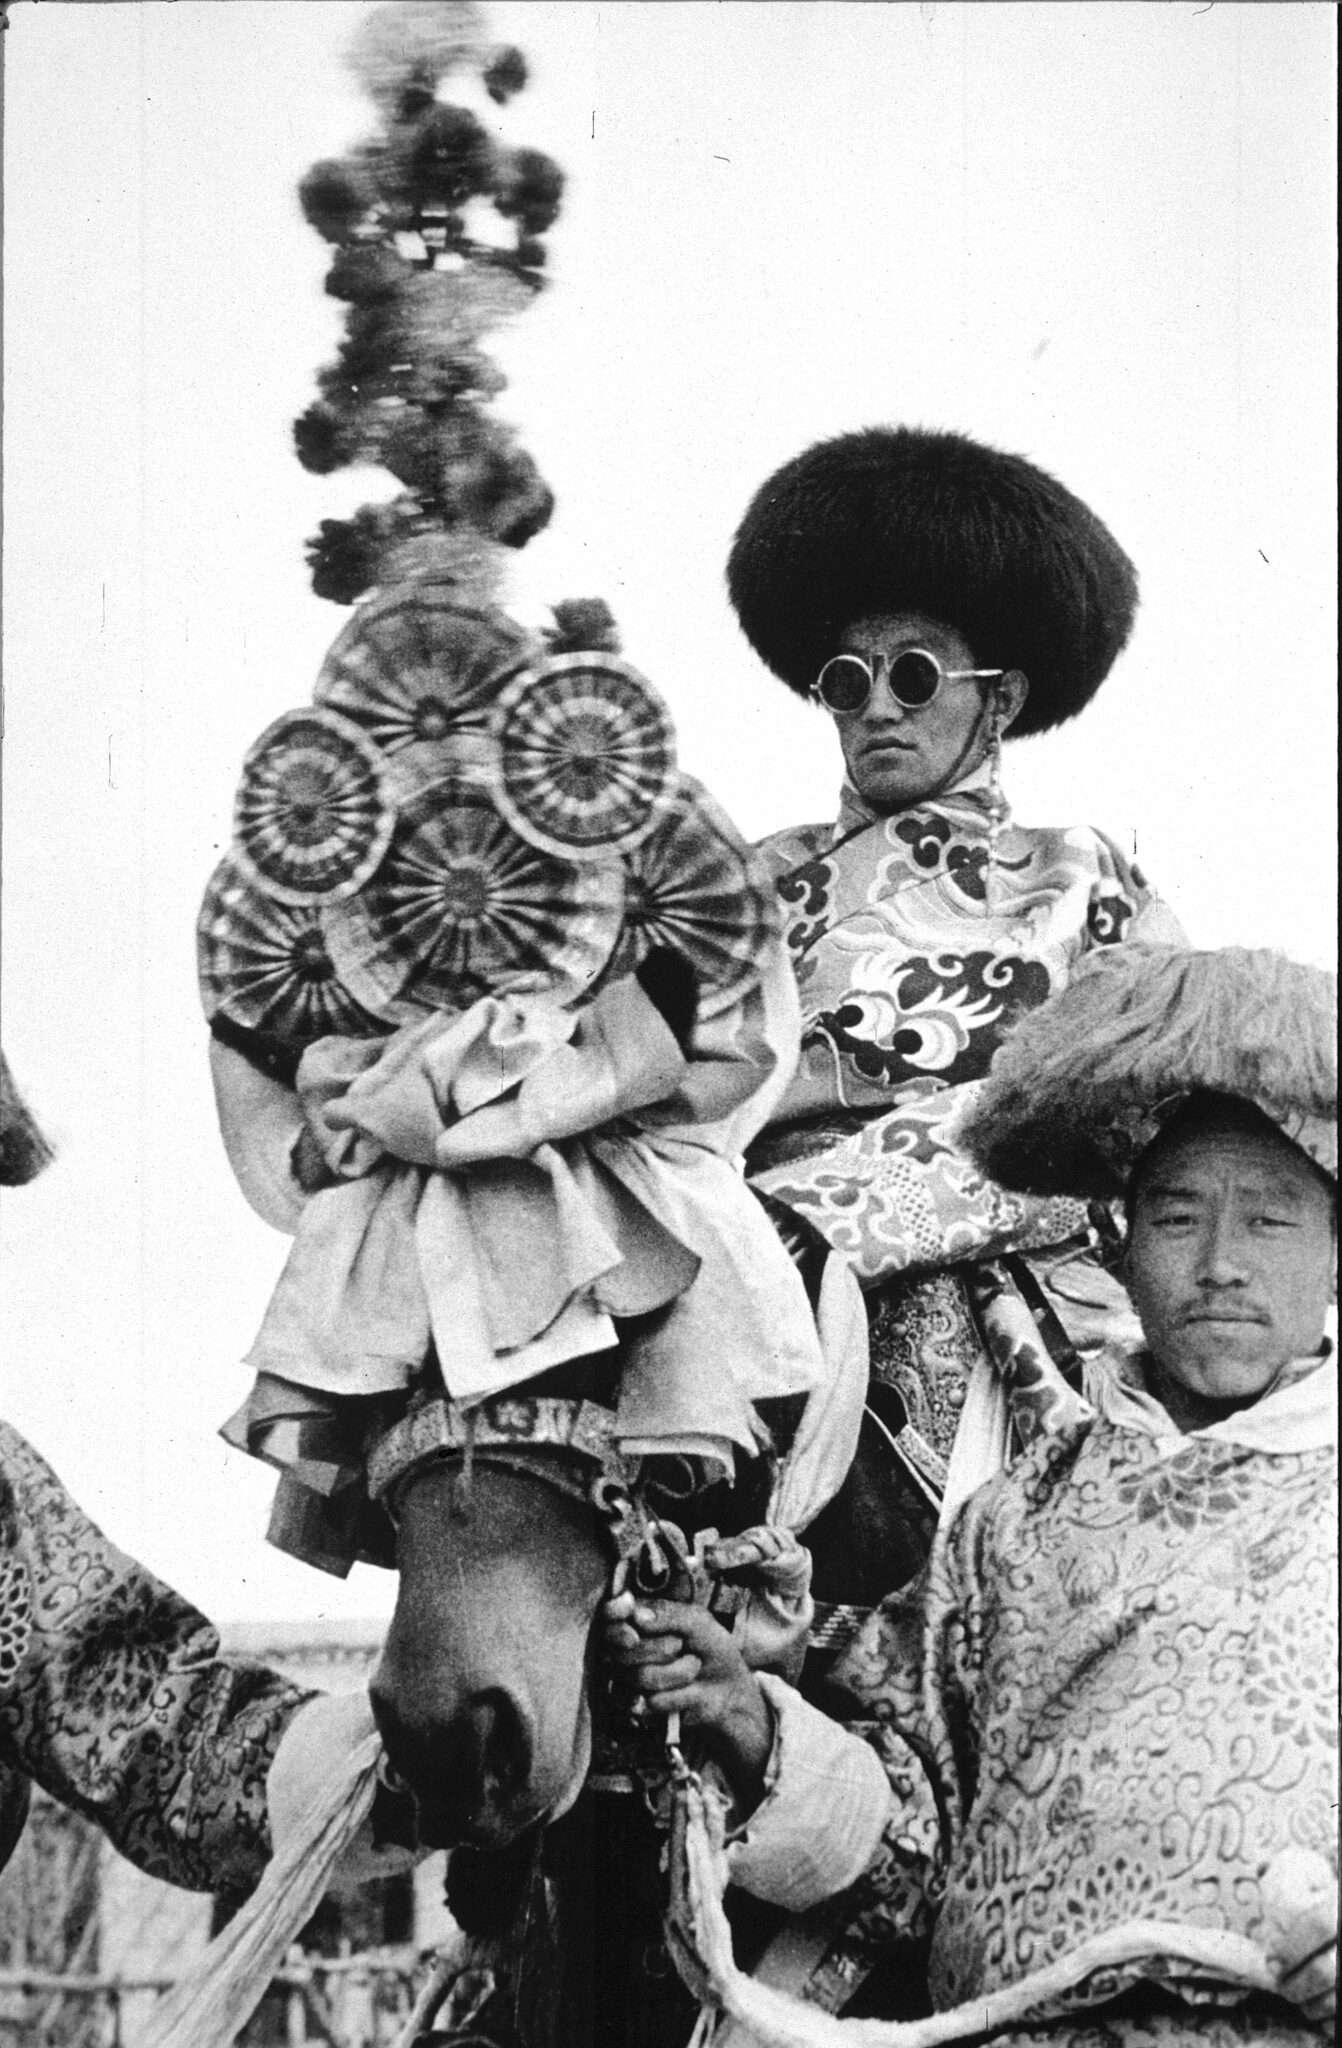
[1125,1118,1336,1413]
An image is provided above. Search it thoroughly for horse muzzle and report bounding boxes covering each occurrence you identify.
[370,1675,592,1851]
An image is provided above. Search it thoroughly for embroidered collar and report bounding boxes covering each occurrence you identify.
[833,756,1006,844]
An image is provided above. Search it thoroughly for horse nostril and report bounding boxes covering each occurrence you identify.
[376,1752,409,1797]
[368,1679,419,1794]
[469,1688,531,1808]
[366,1680,537,1846]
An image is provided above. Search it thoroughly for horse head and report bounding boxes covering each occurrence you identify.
[365,1381,616,1850]
[370,1467,609,1850]
[365,1358,767,1856]
[364,1352,808,1865]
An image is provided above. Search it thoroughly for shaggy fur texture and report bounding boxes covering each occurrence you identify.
[962,947,1337,1198]
[726,426,1138,736]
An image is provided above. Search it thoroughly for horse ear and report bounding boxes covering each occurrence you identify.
[0,1049,55,1186]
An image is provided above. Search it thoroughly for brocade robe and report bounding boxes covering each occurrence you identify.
[0,1419,312,1892]
[730,1353,1338,2043]
[749,769,1185,1530]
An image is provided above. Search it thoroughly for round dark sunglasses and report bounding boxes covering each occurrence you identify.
[812,648,1004,714]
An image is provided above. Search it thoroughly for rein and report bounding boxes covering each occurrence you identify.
[669,1767,1281,2048]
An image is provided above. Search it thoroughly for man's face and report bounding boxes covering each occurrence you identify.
[833,612,993,811]
[1125,1117,1336,1412]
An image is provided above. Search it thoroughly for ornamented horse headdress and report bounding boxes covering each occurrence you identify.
[195,4,834,1583]
[199,0,780,1086]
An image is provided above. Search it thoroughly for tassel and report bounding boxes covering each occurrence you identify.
[451,1408,477,1519]
[984,695,1008,914]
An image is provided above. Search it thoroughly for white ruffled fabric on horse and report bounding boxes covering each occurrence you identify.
[229,957,825,1473]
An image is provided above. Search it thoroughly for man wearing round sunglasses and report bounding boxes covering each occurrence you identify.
[727,424,1185,1651]
[810,625,1027,814]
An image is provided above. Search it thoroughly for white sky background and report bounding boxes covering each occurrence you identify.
[1,1,1335,1627]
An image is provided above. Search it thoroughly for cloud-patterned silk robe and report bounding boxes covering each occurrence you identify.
[748,770,1184,1516]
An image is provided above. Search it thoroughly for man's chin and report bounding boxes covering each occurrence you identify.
[1163,1328,1289,1405]
[851,759,933,809]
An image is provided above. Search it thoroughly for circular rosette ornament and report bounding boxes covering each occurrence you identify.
[232,707,395,906]
[197,858,387,1046]
[606,775,781,1016]
[314,584,537,798]
[325,780,623,1015]
[489,653,677,861]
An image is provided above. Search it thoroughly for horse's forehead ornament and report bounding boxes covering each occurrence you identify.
[366,1394,629,1513]
[366,1391,736,1616]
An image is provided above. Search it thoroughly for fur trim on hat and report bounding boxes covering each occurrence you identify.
[726,426,1138,737]
[962,946,1338,1197]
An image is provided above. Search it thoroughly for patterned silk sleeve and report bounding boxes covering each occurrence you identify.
[819,1489,991,1954]
[0,1421,313,1893]
[1086,830,1186,951]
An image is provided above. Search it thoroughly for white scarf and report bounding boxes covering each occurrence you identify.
[1090,1335,1337,1458]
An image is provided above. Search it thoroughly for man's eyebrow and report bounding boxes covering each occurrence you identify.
[1140,1178,1308,1206]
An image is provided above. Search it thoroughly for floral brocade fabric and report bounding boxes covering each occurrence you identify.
[0,1420,311,1890]
[748,775,1183,1284]
[827,1415,1338,2040]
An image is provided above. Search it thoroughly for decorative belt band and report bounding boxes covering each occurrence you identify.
[367,1395,623,1504]
[807,1601,872,1659]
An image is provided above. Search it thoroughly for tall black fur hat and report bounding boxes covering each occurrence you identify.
[726,426,1138,737]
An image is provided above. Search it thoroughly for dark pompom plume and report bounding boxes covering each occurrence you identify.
[305,514,386,606]
[545,598,622,655]
[294,403,355,476]
[484,46,528,105]
[726,426,1139,737]
[408,103,494,208]
[493,148,564,236]
[299,158,379,243]
[293,5,559,604]
[324,245,406,305]
[486,449,554,547]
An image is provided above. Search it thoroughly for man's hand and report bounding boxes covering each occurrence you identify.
[1277,1936,1336,2030]
[601,1591,774,1814]
[1261,1847,1337,2029]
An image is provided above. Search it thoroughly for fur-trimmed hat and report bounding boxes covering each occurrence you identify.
[962,946,1337,1198]
[726,426,1138,737]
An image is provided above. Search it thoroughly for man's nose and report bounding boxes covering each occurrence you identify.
[868,664,911,719]
[1195,1217,1249,1286]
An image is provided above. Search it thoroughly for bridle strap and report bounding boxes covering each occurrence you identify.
[367,1392,723,1615]
[367,1394,631,1508]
